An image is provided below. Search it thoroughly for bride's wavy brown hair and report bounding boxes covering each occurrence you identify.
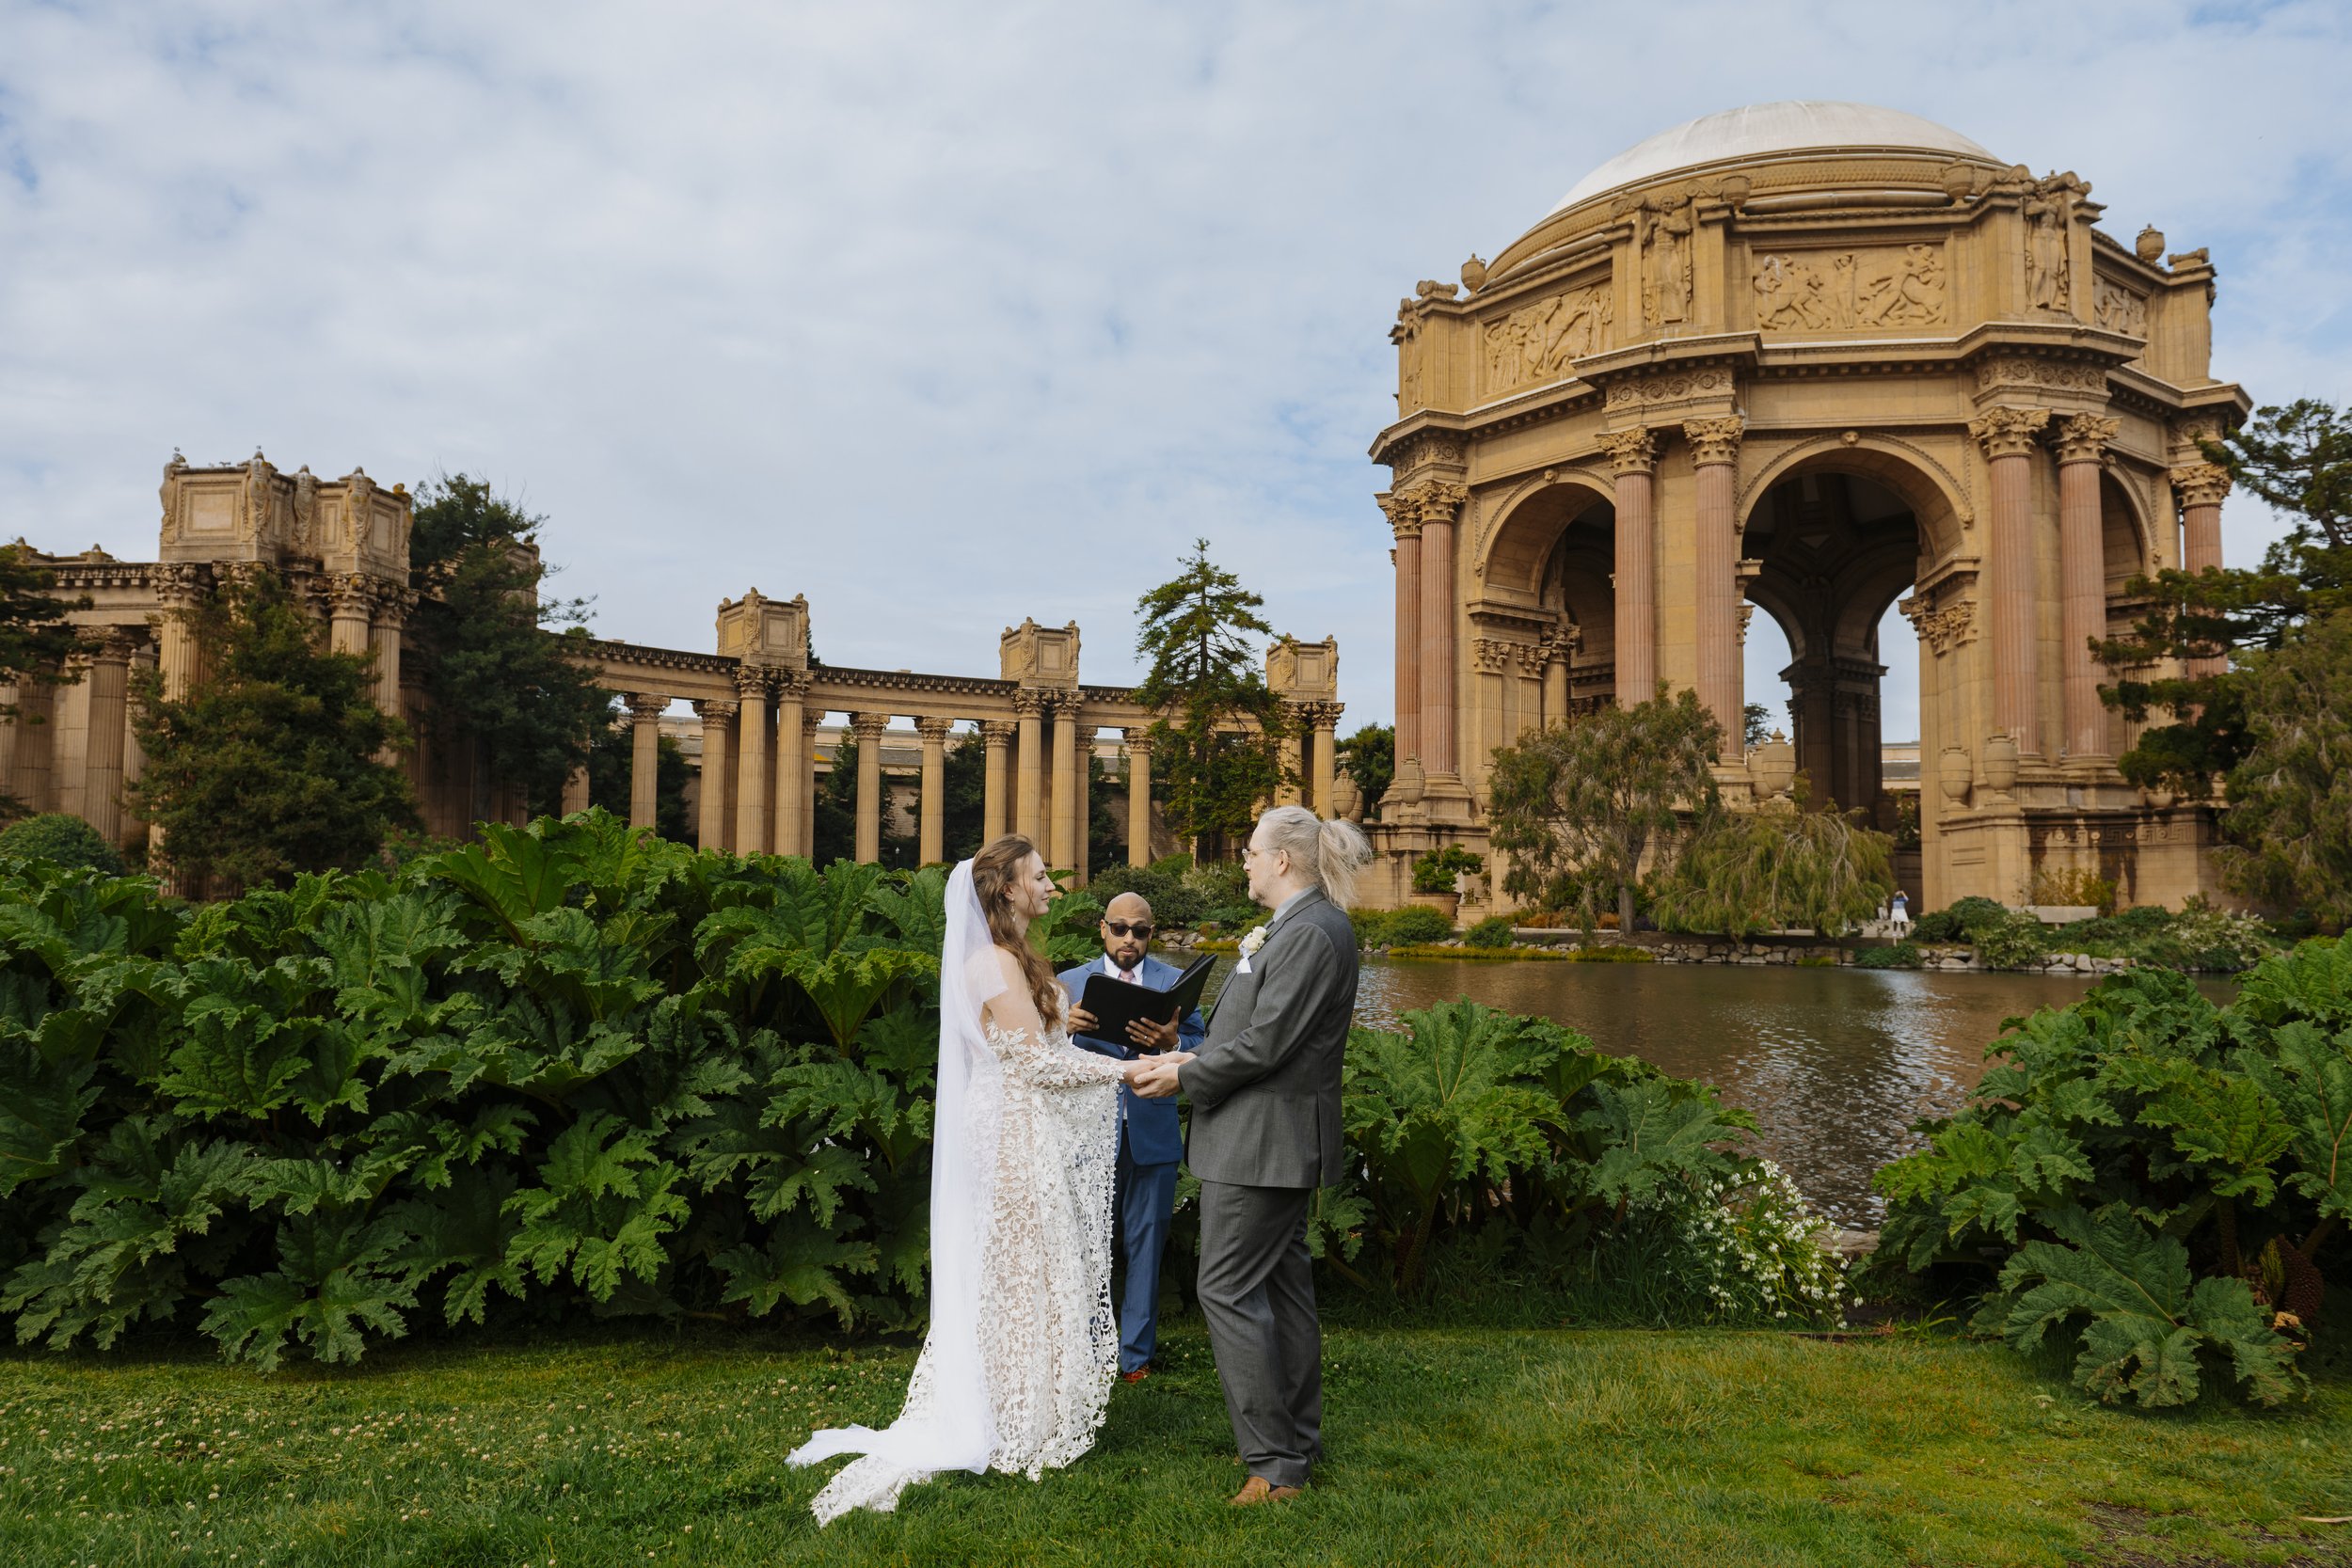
[970,834,1062,1024]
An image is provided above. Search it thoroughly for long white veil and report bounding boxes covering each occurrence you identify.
[788,859,1006,1516]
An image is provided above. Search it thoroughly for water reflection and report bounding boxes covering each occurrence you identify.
[1343,958,2233,1227]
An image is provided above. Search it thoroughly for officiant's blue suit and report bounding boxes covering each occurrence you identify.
[1060,952,1206,1373]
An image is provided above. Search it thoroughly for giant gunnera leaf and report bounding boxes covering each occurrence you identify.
[1994,1205,2302,1407]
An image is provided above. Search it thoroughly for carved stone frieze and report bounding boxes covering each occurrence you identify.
[1973,356,2107,396]
[1969,406,2052,460]
[1391,433,1466,474]
[1470,637,1514,675]
[1752,244,1947,330]
[1603,367,1732,409]
[2092,276,2148,337]
[1481,280,1613,394]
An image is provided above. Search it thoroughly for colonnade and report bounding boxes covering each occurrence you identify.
[1388,407,2230,796]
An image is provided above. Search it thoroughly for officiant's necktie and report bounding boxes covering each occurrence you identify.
[1120,968,1136,985]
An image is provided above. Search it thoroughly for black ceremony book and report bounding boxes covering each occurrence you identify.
[1075,955,1216,1051]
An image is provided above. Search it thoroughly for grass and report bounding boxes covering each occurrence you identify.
[6,1320,2349,1567]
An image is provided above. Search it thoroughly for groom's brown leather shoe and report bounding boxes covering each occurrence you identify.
[1228,1476,1303,1507]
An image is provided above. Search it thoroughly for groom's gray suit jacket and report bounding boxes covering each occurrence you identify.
[1179,886,1357,1188]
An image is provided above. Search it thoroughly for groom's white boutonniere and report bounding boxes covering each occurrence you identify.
[1235,925,1270,974]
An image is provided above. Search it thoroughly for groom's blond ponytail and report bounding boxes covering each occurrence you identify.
[1257,804,1375,911]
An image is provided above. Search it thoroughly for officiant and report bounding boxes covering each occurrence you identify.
[1060,891,1207,1381]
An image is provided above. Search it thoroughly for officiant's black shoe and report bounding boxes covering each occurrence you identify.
[1229,1477,1302,1507]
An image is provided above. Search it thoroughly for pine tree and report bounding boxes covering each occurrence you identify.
[129,568,416,892]
[1131,541,1291,858]
[406,476,612,819]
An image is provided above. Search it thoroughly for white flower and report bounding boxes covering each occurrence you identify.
[1235,925,1270,973]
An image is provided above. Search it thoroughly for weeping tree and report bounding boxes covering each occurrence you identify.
[1648,786,1896,939]
[1486,688,1721,930]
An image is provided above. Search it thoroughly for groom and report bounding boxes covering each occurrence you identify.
[1132,807,1359,1506]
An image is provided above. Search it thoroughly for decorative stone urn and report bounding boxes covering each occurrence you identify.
[1981,732,2020,797]
[1331,773,1363,822]
[1938,745,1974,805]
[1392,753,1427,806]
[1749,731,1796,799]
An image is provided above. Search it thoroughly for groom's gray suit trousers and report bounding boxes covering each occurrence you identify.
[1196,1180,1321,1488]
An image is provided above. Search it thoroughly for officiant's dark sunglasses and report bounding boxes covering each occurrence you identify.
[1102,920,1154,939]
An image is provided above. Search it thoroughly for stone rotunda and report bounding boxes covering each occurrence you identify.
[1363,101,2247,915]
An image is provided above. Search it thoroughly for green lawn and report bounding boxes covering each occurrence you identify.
[4,1322,2348,1567]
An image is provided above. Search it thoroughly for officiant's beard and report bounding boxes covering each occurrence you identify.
[1103,932,1146,969]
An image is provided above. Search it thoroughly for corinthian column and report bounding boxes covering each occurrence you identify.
[1013,690,1045,847]
[2056,415,2120,759]
[693,698,737,849]
[327,574,373,657]
[802,709,820,857]
[626,693,667,831]
[369,587,413,741]
[772,672,808,858]
[1124,734,1152,865]
[1049,698,1080,871]
[850,712,888,864]
[1309,703,1339,815]
[1383,492,1422,783]
[151,563,208,701]
[83,631,134,848]
[2172,462,2232,677]
[981,720,1012,841]
[1412,481,1467,780]
[1684,417,1744,754]
[1971,406,2052,755]
[1601,428,1660,705]
[733,667,770,854]
[915,716,952,865]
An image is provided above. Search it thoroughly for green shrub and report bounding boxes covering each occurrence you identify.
[1912,895,2007,945]
[0,811,1834,1370]
[1410,844,1484,895]
[1971,905,2051,969]
[1463,914,1515,949]
[1872,942,2352,1408]
[1567,943,1655,962]
[1853,942,1921,970]
[1370,905,1455,946]
[0,813,124,875]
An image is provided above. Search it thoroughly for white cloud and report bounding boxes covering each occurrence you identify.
[2,0,2344,734]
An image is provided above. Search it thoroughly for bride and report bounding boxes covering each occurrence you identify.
[789,833,1188,1523]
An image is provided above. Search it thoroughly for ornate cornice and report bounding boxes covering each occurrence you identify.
[1597,427,1658,475]
[2052,413,2120,465]
[1682,416,1745,467]
[2169,462,2232,508]
[1969,406,2050,460]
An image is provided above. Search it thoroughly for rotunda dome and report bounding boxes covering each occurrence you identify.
[1549,101,2000,216]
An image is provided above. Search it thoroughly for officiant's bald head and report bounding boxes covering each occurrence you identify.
[1100,893,1153,970]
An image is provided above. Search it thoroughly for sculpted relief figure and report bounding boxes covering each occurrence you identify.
[1481,282,1613,393]
[2093,276,2148,337]
[1754,245,1946,331]
[159,450,187,540]
[2025,176,2074,314]
[1640,196,1693,326]
[292,466,317,549]
[242,449,278,541]
[342,466,377,550]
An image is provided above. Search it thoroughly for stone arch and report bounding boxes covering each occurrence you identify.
[1736,434,1972,566]
[2099,467,2153,586]
[1475,470,1615,596]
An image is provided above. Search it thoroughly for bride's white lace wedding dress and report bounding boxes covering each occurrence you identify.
[789,862,1128,1524]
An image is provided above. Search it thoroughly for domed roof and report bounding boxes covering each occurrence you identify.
[1549,102,2000,215]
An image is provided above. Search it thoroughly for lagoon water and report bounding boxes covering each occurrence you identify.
[1312,958,2233,1227]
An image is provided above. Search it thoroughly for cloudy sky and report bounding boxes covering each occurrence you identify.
[4,1,2345,740]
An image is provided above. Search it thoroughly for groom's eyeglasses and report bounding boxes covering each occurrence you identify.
[1103,921,1153,939]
